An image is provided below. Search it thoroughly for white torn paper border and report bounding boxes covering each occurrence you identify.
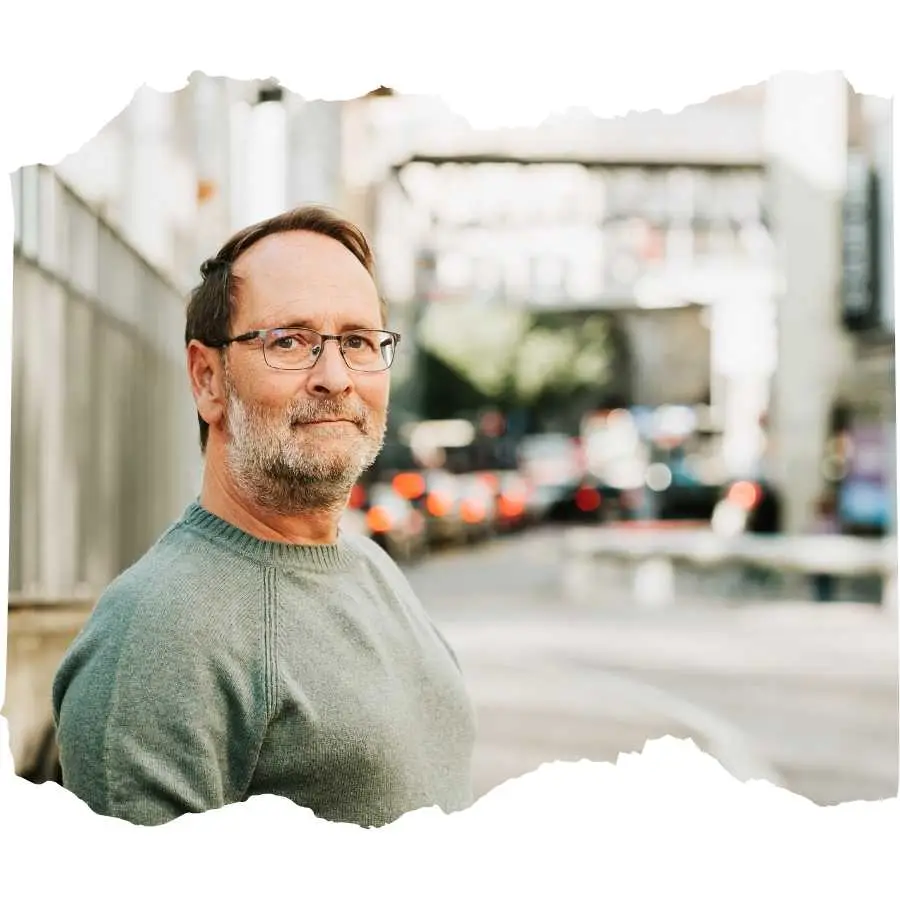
[0,3,897,896]
[4,737,899,895]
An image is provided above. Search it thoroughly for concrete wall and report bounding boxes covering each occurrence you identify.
[763,73,858,534]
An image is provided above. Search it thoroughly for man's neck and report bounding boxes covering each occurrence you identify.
[199,456,345,546]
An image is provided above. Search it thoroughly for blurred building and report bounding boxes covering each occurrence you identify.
[54,81,211,291]
[51,75,356,286]
[356,75,893,536]
[765,76,894,535]
[832,95,894,537]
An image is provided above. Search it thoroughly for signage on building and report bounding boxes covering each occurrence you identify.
[392,161,768,311]
[841,151,881,332]
[838,421,891,533]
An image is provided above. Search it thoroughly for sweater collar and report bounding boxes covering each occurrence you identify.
[179,500,363,573]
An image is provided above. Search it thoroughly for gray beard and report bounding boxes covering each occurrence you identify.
[223,385,384,516]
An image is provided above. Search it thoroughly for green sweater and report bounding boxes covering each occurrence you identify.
[52,501,476,827]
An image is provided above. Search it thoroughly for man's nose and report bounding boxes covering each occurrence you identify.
[306,340,353,396]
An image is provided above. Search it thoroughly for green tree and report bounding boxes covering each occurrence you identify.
[416,302,614,424]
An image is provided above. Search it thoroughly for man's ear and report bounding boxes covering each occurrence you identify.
[187,341,227,432]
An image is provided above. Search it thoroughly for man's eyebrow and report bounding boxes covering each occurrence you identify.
[273,320,382,333]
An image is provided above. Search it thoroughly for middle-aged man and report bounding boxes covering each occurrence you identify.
[52,206,477,828]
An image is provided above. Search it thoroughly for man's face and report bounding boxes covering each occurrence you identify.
[221,230,390,514]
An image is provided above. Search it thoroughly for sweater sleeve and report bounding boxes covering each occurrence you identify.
[53,586,269,827]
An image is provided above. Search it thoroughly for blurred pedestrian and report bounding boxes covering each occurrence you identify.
[746,479,782,535]
[52,206,476,827]
[809,492,840,603]
[741,478,784,594]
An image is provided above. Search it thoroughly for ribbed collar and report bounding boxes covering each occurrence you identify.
[178,500,362,573]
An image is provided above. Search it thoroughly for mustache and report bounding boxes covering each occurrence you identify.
[288,398,370,428]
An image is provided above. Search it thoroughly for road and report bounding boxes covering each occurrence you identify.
[403,527,899,807]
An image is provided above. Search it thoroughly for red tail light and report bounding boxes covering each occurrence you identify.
[574,486,601,513]
[366,506,393,533]
[498,495,526,518]
[393,472,426,500]
[426,491,453,517]
[460,500,486,524]
[727,480,761,510]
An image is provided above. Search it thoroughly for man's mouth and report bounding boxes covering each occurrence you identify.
[293,418,361,429]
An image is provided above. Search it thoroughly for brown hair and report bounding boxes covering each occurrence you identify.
[185,205,384,453]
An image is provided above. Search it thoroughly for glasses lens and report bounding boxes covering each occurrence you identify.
[263,328,320,369]
[341,331,396,371]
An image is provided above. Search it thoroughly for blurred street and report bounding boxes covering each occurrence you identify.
[405,527,899,807]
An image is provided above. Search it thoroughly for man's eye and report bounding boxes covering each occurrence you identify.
[344,335,376,351]
[270,332,314,351]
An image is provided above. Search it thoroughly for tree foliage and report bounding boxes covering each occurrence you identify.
[416,302,614,418]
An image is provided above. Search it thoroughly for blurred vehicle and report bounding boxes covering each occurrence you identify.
[491,470,532,532]
[518,433,606,523]
[580,410,649,521]
[630,410,727,523]
[387,467,468,547]
[517,433,583,519]
[649,455,723,522]
[420,469,469,545]
[359,482,428,562]
[455,473,498,543]
[366,439,462,548]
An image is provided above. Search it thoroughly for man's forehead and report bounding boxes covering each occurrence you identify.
[234,230,371,283]
[233,230,380,324]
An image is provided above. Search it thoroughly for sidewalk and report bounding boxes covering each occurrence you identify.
[460,656,779,800]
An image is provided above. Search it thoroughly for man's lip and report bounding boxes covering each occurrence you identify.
[297,419,354,425]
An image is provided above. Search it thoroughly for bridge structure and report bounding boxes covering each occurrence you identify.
[373,139,775,452]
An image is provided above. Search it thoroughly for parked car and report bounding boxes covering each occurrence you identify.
[711,478,783,536]
[517,433,612,523]
[455,472,498,543]
[518,433,585,522]
[492,470,532,531]
[385,467,469,547]
[362,482,428,562]
[344,480,428,562]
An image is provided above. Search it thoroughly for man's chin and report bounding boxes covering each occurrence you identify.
[281,447,374,482]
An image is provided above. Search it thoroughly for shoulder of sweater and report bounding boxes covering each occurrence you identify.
[343,530,407,579]
[91,521,267,632]
[341,532,435,616]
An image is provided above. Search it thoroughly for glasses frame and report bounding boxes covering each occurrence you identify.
[207,327,402,372]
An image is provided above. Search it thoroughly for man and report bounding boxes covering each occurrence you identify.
[52,206,476,828]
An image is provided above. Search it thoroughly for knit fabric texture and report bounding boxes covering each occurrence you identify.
[52,500,476,827]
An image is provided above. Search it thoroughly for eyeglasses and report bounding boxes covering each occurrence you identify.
[208,327,401,372]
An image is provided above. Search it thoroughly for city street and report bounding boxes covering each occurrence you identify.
[404,528,899,807]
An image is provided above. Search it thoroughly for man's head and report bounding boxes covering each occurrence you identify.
[186,207,394,515]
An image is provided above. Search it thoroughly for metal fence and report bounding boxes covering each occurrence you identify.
[9,164,201,602]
